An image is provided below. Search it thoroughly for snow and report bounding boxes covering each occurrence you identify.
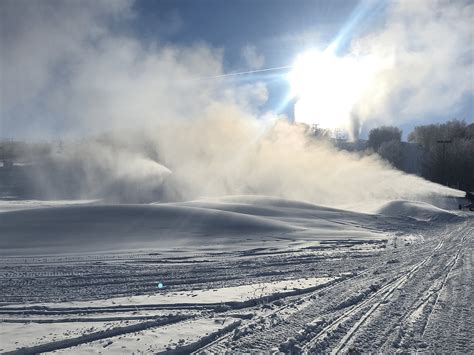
[51,317,236,354]
[0,276,336,353]
[0,320,142,353]
[4,276,336,310]
[0,196,390,256]
[0,199,98,213]
[0,195,471,353]
[376,200,458,221]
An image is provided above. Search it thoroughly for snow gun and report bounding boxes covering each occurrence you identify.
[459,191,474,211]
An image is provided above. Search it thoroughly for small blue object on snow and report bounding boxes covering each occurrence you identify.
[157,282,164,289]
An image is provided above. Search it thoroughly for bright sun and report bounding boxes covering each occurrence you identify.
[288,50,375,131]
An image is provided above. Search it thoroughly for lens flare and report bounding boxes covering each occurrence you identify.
[288,50,377,130]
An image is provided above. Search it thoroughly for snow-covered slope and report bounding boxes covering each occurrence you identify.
[0,203,298,255]
[376,200,458,221]
[0,195,460,255]
[0,199,98,213]
[0,196,386,256]
[0,195,471,354]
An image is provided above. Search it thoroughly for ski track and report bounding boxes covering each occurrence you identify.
[0,219,472,353]
[195,219,473,354]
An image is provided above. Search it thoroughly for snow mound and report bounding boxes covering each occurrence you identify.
[191,195,330,210]
[0,199,98,212]
[0,204,298,255]
[167,195,344,218]
[2,195,429,256]
[376,200,458,221]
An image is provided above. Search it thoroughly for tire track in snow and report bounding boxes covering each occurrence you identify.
[2,314,190,355]
[300,222,467,353]
[420,224,470,338]
[375,222,472,352]
[191,256,403,354]
[195,232,437,353]
[189,275,360,354]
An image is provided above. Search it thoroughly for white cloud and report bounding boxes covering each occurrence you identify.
[352,0,474,126]
[241,44,265,70]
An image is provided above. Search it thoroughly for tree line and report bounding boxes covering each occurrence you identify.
[369,120,474,192]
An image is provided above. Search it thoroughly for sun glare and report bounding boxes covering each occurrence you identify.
[288,50,375,130]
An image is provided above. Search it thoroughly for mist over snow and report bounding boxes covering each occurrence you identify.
[1,2,473,352]
[0,0,467,209]
[28,117,461,210]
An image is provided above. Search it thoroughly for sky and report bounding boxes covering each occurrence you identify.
[1,0,473,140]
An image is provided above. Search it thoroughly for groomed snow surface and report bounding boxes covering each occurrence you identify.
[0,195,472,353]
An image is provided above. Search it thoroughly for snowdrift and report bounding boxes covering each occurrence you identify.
[1,195,462,255]
[376,200,458,221]
[0,196,390,255]
[0,204,298,255]
[0,199,97,213]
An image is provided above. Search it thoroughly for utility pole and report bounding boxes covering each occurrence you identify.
[437,140,452,186]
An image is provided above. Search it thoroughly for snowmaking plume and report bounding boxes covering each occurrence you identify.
[1,0,464,211]
[27,114,462,211]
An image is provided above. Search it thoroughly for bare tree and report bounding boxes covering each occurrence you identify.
[368,126,402,151]
[408,120,474,190]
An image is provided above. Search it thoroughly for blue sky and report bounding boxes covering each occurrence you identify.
[1,0,473,140]
[133,0,360,61]
[131,0,472,136]
[132,0,384,124]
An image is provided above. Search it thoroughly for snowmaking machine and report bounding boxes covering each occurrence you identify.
[459,191,474,211]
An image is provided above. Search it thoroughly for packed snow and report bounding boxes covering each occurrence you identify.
[0,195,472,353]
[376,200,459,221]
[0,196,391,255]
